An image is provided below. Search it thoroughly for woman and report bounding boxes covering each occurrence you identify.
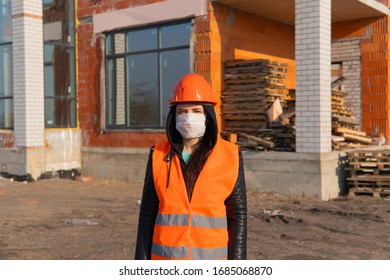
[135,73,247,260]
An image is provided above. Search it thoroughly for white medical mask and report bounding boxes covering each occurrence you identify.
[175,113,206,139]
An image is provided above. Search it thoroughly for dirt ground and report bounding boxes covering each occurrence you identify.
[0,177,389,260]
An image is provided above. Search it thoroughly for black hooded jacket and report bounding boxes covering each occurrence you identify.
[134,105,247,260]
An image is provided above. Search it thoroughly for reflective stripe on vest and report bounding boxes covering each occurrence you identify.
[151,138,239,260]
[152,244,228,260]
[156,213,227,228]
[152,244,188,259]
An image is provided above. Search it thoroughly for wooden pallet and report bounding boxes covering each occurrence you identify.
[347,150,390,160]
[347,175,390,188]
[348,187,390,198]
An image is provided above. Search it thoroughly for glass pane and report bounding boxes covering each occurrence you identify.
[107,59,115,126]
[0,98,13,128]
[160,22,191,48]
[43,0,75,45]
[43,0,53,6]
[127,28,157,52]
[106,34,114,55]
[44,44,54,63]
[114,33,125,54]
[0,44,12,98]
[0,0,12,43]
[107,58,126,127]
[44,45,75,97]
[44,65,54,97]
[115,58,126,125]
[127,53,158,127]
[160,49,190,125]
[45,98,76,127]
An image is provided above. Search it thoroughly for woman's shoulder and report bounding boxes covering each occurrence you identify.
[153,140,170,151]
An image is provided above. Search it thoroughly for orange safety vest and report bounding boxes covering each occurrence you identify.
[151,138,239,260]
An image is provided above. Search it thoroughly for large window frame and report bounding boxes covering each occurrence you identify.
[105,19,192,130]
[43,0,77,128]
[0,0,13,129]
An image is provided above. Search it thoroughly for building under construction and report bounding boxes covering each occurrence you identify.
[1,0,390,200]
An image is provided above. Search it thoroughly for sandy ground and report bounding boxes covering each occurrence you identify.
[0,177,389,260]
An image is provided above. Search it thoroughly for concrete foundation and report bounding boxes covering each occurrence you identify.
[81,147,150,182]
[242,150,348,200]
[0,129,81,181]
[81,147,349,201]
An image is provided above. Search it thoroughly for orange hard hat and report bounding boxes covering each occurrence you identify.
[169,73,217,106]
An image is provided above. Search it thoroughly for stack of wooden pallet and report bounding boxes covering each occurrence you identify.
[221,60,372,151]
[221,59,295,150]
[346,149,390,198]
[330,79,372,150]
[221,59,288,133]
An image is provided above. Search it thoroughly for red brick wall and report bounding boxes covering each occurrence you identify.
[208,3,295,130]
[361,17,390,139]
[77,0,163,18]
[77,0,166,148]
[0,132,13,148]
[333,17,390,139]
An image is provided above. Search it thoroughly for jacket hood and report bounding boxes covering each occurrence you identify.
[166,104,218,156]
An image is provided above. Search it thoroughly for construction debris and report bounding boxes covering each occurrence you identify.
[221,59,373,151]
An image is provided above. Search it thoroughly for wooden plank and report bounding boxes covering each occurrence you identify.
[225,78,274,85]
[332,116,359,125]
[222,102,270,109]
[239,133,275,149]
[223,88,286,94]
[331,76,346,89]
[224,127,265,132]
[221,96,282,103]
[332,135,345,142]
[341,133,372,144]
[347,175,390,181]
[225,66,287,75]
[236,141,258,149]
[223,115,268,121]
[222,109,266,114]
[224,121,266,127]
[348,187,390,198]
[224,59,288,68]
[334,127,367,137]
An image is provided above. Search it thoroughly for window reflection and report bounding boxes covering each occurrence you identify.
[160,22,191,49]
[127,53,158,127]
[127,28,157,52]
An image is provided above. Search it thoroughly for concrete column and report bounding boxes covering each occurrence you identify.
[295,0,332,153]
[12,0,44,148]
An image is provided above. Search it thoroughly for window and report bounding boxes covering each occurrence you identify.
[0,0,13,129]
[43,0,76,128]
[43,0,54,6]
[106,20,192,129]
